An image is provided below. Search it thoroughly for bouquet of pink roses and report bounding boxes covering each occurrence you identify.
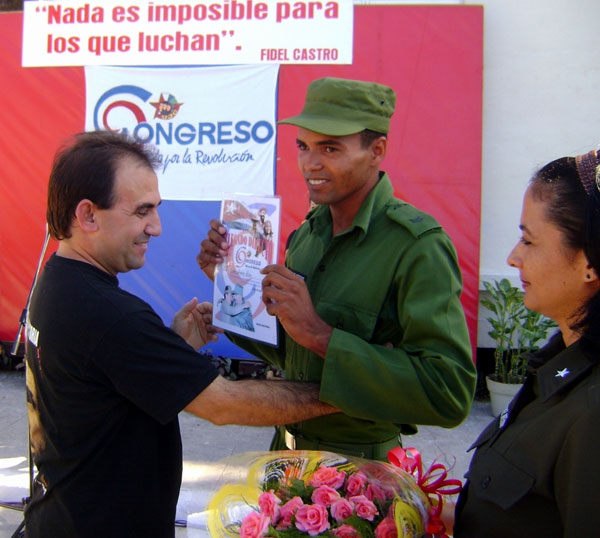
[205,449,460,538]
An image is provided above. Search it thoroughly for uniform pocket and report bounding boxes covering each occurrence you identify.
[466,448,535,510]
[317,300,378,341]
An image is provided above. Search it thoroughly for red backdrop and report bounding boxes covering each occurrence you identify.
[0,6,482,357]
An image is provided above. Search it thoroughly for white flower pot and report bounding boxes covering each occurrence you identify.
[486,376,523,417]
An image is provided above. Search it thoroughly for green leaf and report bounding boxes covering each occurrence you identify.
[267,526,314,538]
[287,478,313,501]
[338,515,376,538]
[480,279,556,383]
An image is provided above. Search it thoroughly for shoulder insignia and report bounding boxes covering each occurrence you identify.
[385,202,441,238]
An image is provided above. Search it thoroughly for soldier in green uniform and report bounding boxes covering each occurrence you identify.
[198,77,476,460]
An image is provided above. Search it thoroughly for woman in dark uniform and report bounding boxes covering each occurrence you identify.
[454,149,600,537]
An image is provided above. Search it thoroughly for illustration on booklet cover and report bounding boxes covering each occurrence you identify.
[213,194,280,345]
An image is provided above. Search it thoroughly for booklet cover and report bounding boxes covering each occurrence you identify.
[213,194,281,346]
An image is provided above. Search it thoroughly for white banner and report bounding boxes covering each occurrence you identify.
[23,0,353,67]
[84,64,279,200]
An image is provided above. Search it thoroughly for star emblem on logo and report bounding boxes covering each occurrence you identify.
[150,93,183,120]
[555,368,570,378]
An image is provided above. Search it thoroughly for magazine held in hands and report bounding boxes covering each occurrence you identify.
[213,194,281,346]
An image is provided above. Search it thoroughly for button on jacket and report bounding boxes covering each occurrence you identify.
[455,334,600,537]
[229,173,475,452]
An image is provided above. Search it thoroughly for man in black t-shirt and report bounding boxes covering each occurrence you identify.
[24,131,337,538]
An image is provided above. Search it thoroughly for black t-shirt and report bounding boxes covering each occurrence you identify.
[24,254,218,537]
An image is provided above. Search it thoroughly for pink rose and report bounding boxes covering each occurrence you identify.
[374,517,398,538]
[349,495,379,521]
[240,511,270,538]
[361,462,391,483]
[295,503,331,536]
[345,472,367,496]
[365,482,389,502]
[330,498,354,522]
[312,485,342,507]
[258,490,281,523]
[331,523,361,537]
[309,465,346,489]
[276,496,304,530]
[363,464,399,494]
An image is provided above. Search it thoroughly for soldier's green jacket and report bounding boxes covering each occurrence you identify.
[230,173,475,447]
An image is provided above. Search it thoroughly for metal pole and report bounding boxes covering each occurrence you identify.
[10,226,50,356]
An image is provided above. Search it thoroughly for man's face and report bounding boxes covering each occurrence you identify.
[295,128,382,214]
[93,156,161,275]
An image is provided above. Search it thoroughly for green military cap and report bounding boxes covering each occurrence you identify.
[278,77,396,136]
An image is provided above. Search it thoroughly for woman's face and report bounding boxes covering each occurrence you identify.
[507,186,594,330]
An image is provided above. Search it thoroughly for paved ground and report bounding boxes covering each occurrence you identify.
[0,369,492,537]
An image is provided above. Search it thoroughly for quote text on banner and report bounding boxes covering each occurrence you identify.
[23,0,353,67]
[84,64,279,200]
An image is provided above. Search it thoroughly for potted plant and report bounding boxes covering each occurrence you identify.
[480,279,557,416]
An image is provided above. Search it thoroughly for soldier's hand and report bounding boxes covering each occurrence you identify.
[197,219,228,281]
[261,264,332,357]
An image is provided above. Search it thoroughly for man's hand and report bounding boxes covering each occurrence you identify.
[196,219,229,281]
[261,264,333,357]
[171,298,222,349]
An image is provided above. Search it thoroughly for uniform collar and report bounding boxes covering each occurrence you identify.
[307,171,394,243]
[531,334,596,401]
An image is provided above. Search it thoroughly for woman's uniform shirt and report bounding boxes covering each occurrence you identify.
[455,334,600,537]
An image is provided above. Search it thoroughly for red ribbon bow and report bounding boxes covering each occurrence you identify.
[387,447,462,537]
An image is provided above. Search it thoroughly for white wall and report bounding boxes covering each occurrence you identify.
[359,0,600,346]
[474,0,600,345]
[477,0,600,281]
